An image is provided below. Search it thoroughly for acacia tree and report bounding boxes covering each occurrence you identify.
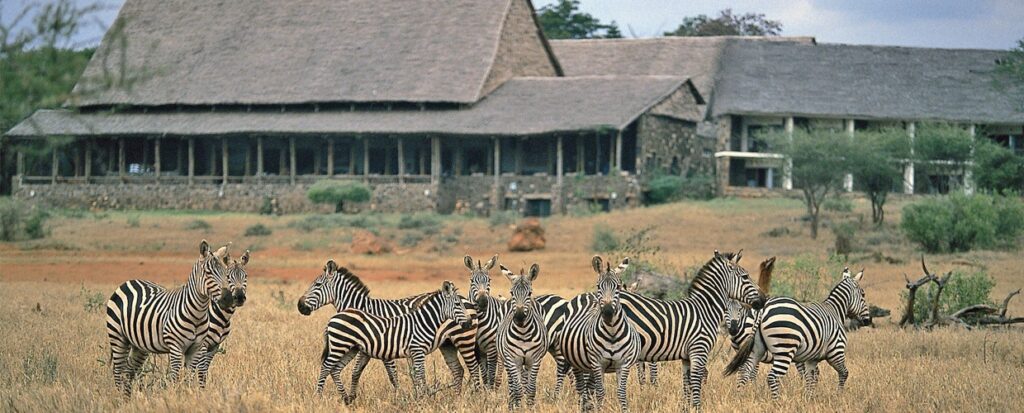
[848,128,911,225]
[664,8,781,37]
[764,128,853,239]
[913,122,974,193]
[537,0,622,39]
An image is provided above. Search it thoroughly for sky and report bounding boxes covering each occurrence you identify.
[2,0,1022,50]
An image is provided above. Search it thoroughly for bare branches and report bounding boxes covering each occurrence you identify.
[899,257,938,328]
[902,256,1022,330]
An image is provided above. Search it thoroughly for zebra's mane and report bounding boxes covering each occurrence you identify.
[336,267,370,296]
[410,289,443,309]
[688,252,735,296]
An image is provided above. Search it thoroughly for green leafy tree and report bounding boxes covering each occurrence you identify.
[994,38,1024,109]
[913,122,974,193]
[972,138,1024,194]
[664,8,781,37]
[537,0,622,39]
[763,128,854,239]
[848,128,911,224]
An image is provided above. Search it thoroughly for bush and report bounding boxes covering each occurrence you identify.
[823,198,854,213]
[901,193,1024,253]
[771,254,845,302]
[645,174,714,205]
[185,219,212,231]
[830,221,857,257]
[488,210,520,228]
[591,224,620,252]
[906,270,994,322]
[244,223,272,237]
[126,215,140,228]
[307,181,372,212]
[400,232,424,248]
[288,214,380,233]
[0,199,49,241]
[398,213,442,232]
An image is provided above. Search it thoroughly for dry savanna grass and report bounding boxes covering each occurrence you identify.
[1,198,1022,412]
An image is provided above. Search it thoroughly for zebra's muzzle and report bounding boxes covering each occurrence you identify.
[751,297,766,310]
[297,300,313,316]
[233,290,247,307]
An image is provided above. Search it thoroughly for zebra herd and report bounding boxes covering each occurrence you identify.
[105,240,873,411]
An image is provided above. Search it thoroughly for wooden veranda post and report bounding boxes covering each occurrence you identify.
[118,138,126,180]
[222,137,229,184]
[188,138,195,186]
[51,145,58,184]
[289,136,296,185]
[154,137,162,182]
[84,139,92,180]
[327,137,335,178]
[397,137,405,184]
[256,137,264,183]
[431,136,440,184]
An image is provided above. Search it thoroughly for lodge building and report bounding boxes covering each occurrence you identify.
[3,0,1022,214]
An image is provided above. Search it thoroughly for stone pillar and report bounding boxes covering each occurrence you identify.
[51,145,59,184]
[715,116,733,196]
[154,137,161,182]
[222,137,229,184]
[327,137,335,177]
[313,140,322,175]
[844,119,854,192]
[363,138,370,179]
[188,138,195,185]
[118,138,126,180]
[397,137,405,184]
[965,124,976,195]
[16,150,25,176]
[349,140,357,175]
[84,139,92,180]
[256,137,264,183]
[594,133,602,175]
[289,136,296,185]
[556,136,564,214]
[209,141,216,176]
[453,139,463,176]
[904,122,915,194]
[615,130,623,172]
[176,140,184,176]
[783,116,794,190]
[244,141,252,177]
[556,136,564,186]
[514,138,522,175]
[431,136,441,184]
[493,137,502,210]
[576,136,584,173]
[279,142,286,177]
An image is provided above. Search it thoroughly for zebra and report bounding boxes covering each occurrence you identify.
[598,250,765,409]
[190,249,250,388]
[724,268,872,399]
[496,264,548,410]
[558,256,641,412]
[316,280,468,404]
[105,240,234,396]
[298,260,480,392]
[621,275,657,386]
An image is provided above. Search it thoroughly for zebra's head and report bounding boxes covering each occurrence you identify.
[465,254,498,311]
[839,267,871,326]
[221,249,250,308]
[592,256,630,320]
[437,280,468,325]
[500,263,539,327]
[199,240,233,309]
[724,300,749,343]
[298,259,366,316]
[703,250,765,310]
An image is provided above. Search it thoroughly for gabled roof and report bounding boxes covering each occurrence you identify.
[551,36,815,100]
[71,0,559,107]
[710,41,1024,123]
[13,76,696,138]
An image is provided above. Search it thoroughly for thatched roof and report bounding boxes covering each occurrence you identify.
[551,36,816,99]
[710,41,1024,123]
[11,76,696,138]
[71,0,559,107]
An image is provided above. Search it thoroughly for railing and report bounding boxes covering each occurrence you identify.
[16,174,435,186]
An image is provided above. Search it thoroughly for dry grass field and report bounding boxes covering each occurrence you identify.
[1,197,1023,412]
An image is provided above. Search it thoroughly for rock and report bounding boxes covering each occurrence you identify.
[350,230,393,255]
[508,218,546,251]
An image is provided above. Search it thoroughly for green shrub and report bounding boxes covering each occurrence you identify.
[591,224,620,252]
[646,174,714,204]
[398,213,442,232]
[288,214,380,233]
[259,196,276,215]
[307,181,372,212]
[823,198,854,213]
[761,226,791,238]
[905,270,994,322]
[489,210,520,228]
[0,199,49,241]
[400,232,424,248]
[901,193,1024,253]
[244,223,272,237]
[830,221,858,257]
[126,215,141,228]
[771,254,845,302]
[184,219,212,231]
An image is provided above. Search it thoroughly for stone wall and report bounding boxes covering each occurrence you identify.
[12,179,437,214]
[636,114,714,177]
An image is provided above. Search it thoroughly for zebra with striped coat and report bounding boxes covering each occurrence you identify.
[105,240,235,396]
[724,268,871,399]
[190,249,250,388]
[497,264,548,409]
[298,260,480,393]
[559,256,641,412]
[607,251,765,409]
[621,275,658,386]
[317,280,469,404]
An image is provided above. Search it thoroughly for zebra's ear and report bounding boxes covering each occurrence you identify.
[464,255,475,271]
[614,258,630,274]
[591,256,603,274]
[485,254,498,270]
[200,240,211,257]
[735,249,744,264]
[442,280,456,294]
[499,265,516,282]
[529,263,540,282]
[842,267,852,278]
[239,250,251,266]
[325,259,338,274]
[853,269,864,283]
[714,249,721,258]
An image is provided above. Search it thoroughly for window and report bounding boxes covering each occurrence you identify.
[525,199,551,217]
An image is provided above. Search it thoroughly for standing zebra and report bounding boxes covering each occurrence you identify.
[497,264,548,410]
[559,256,641,412]
[603,251,764,409]
[298,260,480,392]
[105,240,234,396]
[190,249,250,388]
[724,268,871,399]
[316,280,468,404]
[621,275,658,386]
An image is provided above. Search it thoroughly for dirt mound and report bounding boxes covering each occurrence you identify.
[508,218,546,252]
[350,231,393,255]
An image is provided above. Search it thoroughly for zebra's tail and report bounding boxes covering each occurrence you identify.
[320,330,331,364]
[723,335,754,377]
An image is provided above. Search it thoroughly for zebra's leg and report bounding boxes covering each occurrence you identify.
[195,344,217,389]
[826,350,849,392]
[553,350,571,395]
[801,361,820,395]
[525,359,541,407]
[591,366,605,407]
[635,361,646,385]
[455,340,482,390]
[410,350,428,397]
[766,352,794,401]
[317,345,355,398]
[485,346,499,389]
[504,358,523,410]
[680,359,691,398]
[345,351,372,405]
[124,347,149,394]
[687,351,709,410]
[330,350,359,399]
[739,342,766,387]
[648,362,659,385]
[439,343,465,394]
[572,368,590,412]
[382,359,400,389]
[616,364,632,413]
[167,344,186,383]
[109,336,133,396]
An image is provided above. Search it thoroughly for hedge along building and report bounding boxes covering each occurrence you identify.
[3,0,706,215]
[553,37,1024,196]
